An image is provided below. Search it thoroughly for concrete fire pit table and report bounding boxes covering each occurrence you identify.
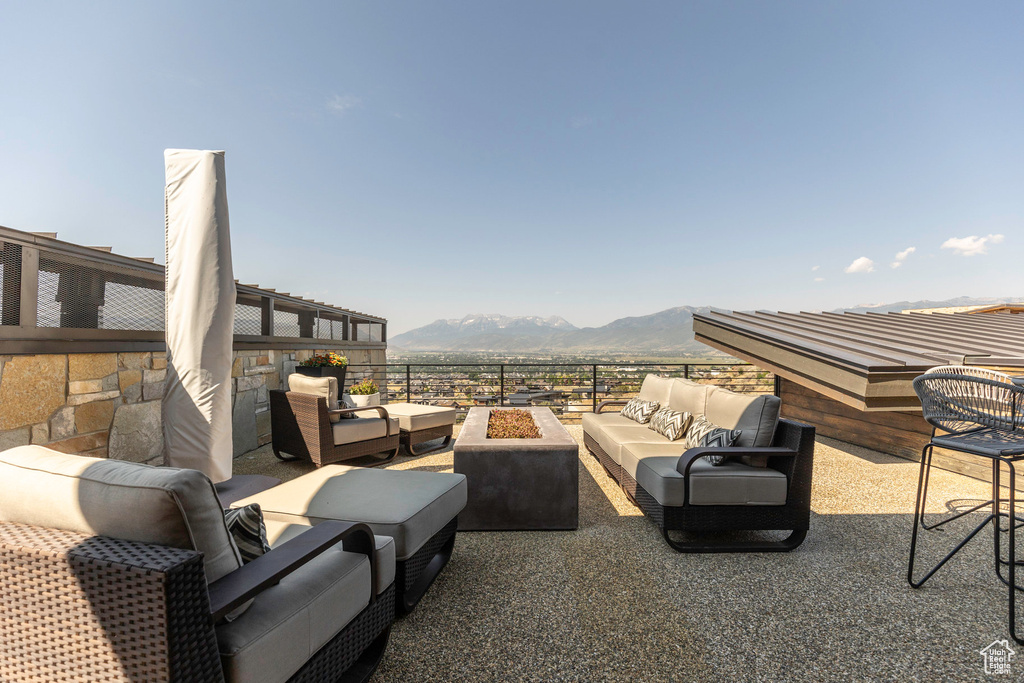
[454,406,579,531]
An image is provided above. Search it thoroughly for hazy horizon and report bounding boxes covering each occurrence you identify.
[2,2,1021,335]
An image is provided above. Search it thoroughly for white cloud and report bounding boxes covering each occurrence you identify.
[811,265,820,272]
[890,246,916,268]
[844,257,875,274]
[327,94,362,114]
[570,116,593,129]
[814,277,824,282]
[941,234,1004,256]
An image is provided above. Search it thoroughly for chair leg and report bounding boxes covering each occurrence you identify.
[273,448,302,462]
[398,530,457,614]
[406,435,452,456]
[661,528,807,553]
[335,626,392,683]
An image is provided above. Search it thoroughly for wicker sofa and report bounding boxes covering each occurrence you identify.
[583,374,815,552]
[0,446,395,683]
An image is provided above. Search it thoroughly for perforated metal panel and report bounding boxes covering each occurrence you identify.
[234,303,261,335]
[36,251,164,330]
[0,241,18,325]
[273,309,300,337]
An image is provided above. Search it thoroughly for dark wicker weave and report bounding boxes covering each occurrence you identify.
[395,517,458,614]
[584,411,815,553]
[271,390,400,467]
[0,521,395,683]
[401,424,454,456]
[0,522,223,683]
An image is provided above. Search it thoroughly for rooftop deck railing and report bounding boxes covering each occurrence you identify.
[0,225,386,353]
[349,361,775,423]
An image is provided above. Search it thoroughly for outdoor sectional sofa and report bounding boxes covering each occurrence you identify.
[583,374,815,552]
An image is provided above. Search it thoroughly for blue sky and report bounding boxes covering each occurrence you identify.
[1,2,1021,334]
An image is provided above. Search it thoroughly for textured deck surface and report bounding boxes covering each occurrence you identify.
[234,425,1012,682]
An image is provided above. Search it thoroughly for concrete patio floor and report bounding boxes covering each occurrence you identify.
[234,426,1017,682]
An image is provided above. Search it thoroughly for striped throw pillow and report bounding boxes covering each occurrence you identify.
[685,415,742,465]
[224,504,272,564]
[648,407,693,441]
[620,398,660,424]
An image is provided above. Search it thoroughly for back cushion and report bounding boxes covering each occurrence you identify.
[0,446,242,584]
[288,373,341,422]
[704,387,781,448]
[637,374,675,406]
[668,378,710,416]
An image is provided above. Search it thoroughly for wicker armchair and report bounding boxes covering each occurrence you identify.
[271,389,400,467]
[0,446,395,683]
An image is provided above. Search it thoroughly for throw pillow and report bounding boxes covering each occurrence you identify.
[620,398,660,424]
[224,504,271,564]
[648,407,693,441]
[685,415,741,465]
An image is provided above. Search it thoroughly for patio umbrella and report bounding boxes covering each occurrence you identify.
[162,149,235,483]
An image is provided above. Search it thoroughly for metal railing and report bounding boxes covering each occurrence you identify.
[344,362,774,423]
[0,225,386,353]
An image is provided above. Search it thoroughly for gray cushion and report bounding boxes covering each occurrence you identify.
[288,374,341,423]
[216,544,371,683]
[647,407,693,441]
[637,374,675,406]
[233,465,467,560]
[621,441,788,506]
[331,414,400,445]
[265,520,396,597]
[0,445,242,584]
[668,378,710,416]
[704,387,781,448]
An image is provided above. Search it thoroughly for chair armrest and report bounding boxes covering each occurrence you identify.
[675,447,797,477]
[208,521,376,621]
[327,406,394,436]
[595,400,629,414]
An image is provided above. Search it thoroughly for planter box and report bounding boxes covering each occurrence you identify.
[294,365,347,393]
[348,392,380,408]
[454,407,578,531]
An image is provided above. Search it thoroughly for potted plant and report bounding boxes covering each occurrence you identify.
[295,352,348,392]
[348,377,380,407]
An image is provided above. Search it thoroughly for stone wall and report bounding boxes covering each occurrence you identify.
[0,347,386,462]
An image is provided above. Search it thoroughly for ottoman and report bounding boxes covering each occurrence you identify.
[233,464,467,614]
[384,403,457,455]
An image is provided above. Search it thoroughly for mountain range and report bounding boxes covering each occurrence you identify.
[388,296,1023,355]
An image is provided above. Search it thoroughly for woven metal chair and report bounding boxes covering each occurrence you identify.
[909,370,1024,643]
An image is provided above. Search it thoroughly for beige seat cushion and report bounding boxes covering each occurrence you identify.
[637,374,675,406]
[0,446,241,584]
[265,520,396,597]
[668,378,710,416]
[621,442,788,507]
[331,414,400,445]
[233,465,467,560]
[288,374,341,423]
[383,403,456,432]
[216,545,371,683]
[581,411,636,446]
[596,424,667,465]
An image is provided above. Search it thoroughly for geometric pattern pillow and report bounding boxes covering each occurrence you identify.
[648,407,693,441]
[684,415,741,465]
[223,504,272,564]
[620,398,660,424]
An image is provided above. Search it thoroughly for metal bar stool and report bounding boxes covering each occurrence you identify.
[909,370,1024,642]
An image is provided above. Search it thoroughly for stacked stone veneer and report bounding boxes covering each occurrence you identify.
[0,347,385,462]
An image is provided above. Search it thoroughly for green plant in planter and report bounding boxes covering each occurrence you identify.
[350,378,379,395]
[298,352,349,367]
